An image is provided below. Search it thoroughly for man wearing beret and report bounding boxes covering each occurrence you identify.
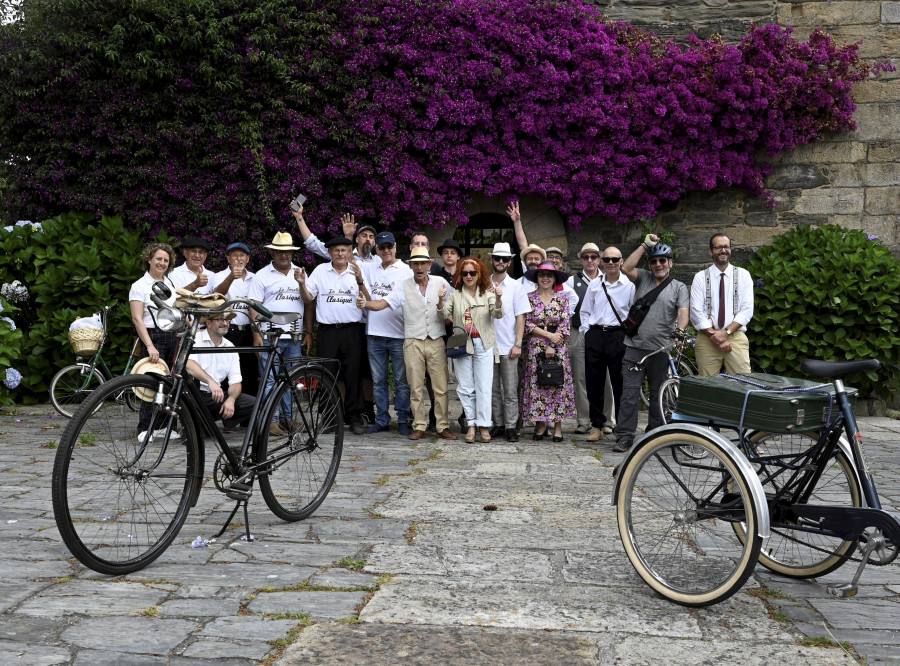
[170,236,213,293]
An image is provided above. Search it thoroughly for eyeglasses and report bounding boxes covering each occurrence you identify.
[491,256,512,262]
[648,257,669,265]
[601,257,621,263]
[460,270,478,277]
[581,255,599,261]
[208,317,229,323]
[712,245,731,251]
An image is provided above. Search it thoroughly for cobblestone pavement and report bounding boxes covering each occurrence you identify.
[1,398,897,665]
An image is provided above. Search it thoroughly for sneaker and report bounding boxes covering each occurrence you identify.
[613,438,633,453]
[586,428,604,442]
[398,423,413,436]
[137,428,181,443]
[574,424,590,434]
[269,421,287,436]
[603,425,614,435]
[365,423,389,434]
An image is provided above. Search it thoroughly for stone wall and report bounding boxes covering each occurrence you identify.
[543,1,899,281]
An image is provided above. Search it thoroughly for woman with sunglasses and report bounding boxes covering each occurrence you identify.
[443,257,503,442]
[521,262,576,442]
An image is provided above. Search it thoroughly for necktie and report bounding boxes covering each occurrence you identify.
[718,272,726,329]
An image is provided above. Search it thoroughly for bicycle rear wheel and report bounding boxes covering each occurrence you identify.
[52,374,200,575]
[617,432,762,606]
[256,365,343,521]
[733,432,862,578]
[50,363,107,418]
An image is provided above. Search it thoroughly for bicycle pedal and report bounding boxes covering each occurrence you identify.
[826,583,857,598]
[225,481,252,501]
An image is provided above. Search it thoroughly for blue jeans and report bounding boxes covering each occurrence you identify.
[259,338,303,423]
[367,335,411,426]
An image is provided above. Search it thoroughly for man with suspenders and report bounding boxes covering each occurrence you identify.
[689,233,754,376]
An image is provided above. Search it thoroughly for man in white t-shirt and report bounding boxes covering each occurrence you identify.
[486,242,530,442]
[248,232,314,435]
[361,232,414,434]
[209,242,258,400]
[298,236,371,435]
[170,236,213,293]
[186,312,255,431]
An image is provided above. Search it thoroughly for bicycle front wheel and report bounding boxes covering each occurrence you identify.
[50,363,107,418]
[51,374,200,575]
[617,432,762,607]
[733,432,862,578]
[256,365,344,521]
[658,377,679,424]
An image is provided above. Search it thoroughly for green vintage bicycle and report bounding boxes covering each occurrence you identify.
[49,306,141,417]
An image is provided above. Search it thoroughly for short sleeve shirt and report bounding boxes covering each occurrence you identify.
[247,262,305,336]
[306,263,368,324]
[362,260,414,338]
[129,272,177,328]
[169,263,212,294]
[626,269,689,351]
[188,329,241,392]
[208,268,256,327]
[491,275,531,355]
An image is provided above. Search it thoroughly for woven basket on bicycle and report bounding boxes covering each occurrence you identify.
[68,327,103,356]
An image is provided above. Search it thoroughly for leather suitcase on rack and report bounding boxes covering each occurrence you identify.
[675,373,856,433]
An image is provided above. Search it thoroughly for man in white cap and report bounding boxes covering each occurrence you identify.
[357,248,457,441]
[565,242,609,435]
[248,231,314,435]
[209,242,258,400]
[487,242,530,442]
[545,246,566,271]
[186,312,255,432]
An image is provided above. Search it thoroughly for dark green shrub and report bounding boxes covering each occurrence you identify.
[746,225,900,399]
[0,213,168,403]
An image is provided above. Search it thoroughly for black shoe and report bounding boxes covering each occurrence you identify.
[532,431,545,441]
[505,428,519,442]
[351,419,366,435]
[489,425,504,438]
[613,438,633,453]
[552,435,563,442]
[457,413,467,430]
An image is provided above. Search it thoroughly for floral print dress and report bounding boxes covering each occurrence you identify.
[521,291,575,422]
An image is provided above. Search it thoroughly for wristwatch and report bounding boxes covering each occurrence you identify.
[726,329,733,336]
[514,342,522,348]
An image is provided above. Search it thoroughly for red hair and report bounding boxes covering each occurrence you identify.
[454,256,491,294]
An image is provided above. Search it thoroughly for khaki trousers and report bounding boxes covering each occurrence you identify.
[405,337,450,431]
[695,330,751,376]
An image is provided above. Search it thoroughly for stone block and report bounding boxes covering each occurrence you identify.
[766,165,828,189]
[884,2,900,23]
[822,164,864,188]
[746,212,778,226]
[779,2,880,26]
[865,187,900,215]
[868,141,900,162]
[850,104,900,142]
[851,79,900,104]
[775,141,866,165]
[794,187,864,214]
[862,163,900,186]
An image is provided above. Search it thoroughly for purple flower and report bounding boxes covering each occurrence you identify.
[867,234,879,241]
[755,278,765,289]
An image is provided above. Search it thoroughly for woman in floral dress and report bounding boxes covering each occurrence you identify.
[521,262,576,441]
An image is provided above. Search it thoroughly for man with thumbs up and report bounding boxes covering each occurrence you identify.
[171,236,213,293]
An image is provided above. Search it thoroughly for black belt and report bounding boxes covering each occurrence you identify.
[590,325,622,332]
[230,324,251,331]
[318,322,361,330]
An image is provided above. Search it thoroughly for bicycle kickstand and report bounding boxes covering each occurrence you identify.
[211,498,254,543]
[826,533,885,598]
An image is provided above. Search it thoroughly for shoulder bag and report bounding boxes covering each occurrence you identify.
[446,325,470,358]
[620,275,673,337]
[536,352,565,387]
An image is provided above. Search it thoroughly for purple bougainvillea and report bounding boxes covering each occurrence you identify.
[0,0,887,248]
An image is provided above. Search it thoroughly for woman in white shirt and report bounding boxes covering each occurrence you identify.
[129,243,178,366]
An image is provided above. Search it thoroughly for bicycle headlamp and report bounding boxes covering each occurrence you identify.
[156,308,185,332]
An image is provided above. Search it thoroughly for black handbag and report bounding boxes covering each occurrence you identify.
[446,326,470,358]
[536,353,565,387]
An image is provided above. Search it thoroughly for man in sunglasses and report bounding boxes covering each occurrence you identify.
[689,234,754,375]
[614,235,689,452]
[579,246,635,443]
[486,242,531,442]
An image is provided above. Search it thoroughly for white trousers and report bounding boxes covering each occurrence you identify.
[453,337,494,427]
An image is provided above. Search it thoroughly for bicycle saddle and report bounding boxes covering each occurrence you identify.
[801,359,881,379]
[259,312,302,325]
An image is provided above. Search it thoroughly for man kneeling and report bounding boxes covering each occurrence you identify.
[187,312,255,431]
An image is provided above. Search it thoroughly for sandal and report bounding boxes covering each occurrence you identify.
[465,427,476,443]
[480,429,491,443]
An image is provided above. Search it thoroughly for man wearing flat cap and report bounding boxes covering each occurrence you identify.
[248,231,314,435]
[186,312,255,432]
[171,236,213,293]
[292,201,377,266]
[209,242,258,400]
[297,236,372,435]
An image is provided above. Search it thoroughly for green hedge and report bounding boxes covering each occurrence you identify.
[747,225,900,400]
[0,213,169,403]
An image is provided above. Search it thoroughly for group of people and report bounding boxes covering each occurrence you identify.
[128,197,753,450]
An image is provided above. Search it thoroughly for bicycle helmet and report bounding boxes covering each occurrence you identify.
[647,243,673,259]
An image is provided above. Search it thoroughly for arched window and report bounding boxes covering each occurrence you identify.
[454,213,523,277]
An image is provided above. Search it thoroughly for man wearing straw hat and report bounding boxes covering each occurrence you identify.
[186,312,255,432]
[248,231,314,435]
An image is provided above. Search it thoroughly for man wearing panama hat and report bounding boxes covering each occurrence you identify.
[186,311,255,432]
[248,231,315,435]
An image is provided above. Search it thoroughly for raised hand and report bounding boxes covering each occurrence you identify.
[294,267,306,285]
[356,293,366,309]
[197,266,209,287]
[341,213,357,238]
[506,201,521,224]
[438,285,448,300]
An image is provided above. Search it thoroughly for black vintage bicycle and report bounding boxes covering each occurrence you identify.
[614,359,900,607]
[51,282,343,575]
